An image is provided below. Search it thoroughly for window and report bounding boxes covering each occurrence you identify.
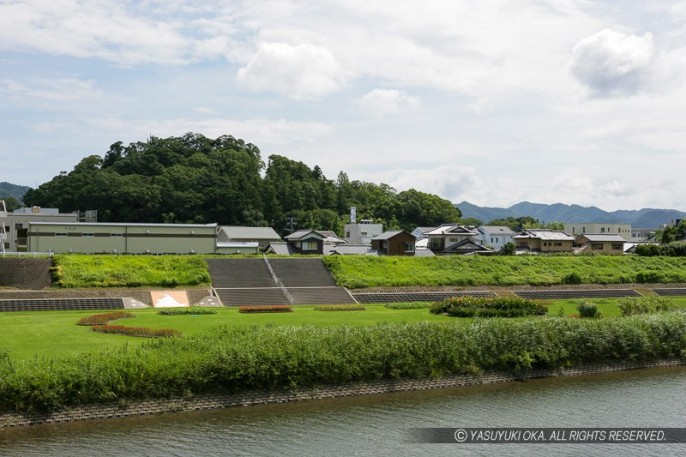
[302,241,318,251]
[111,233,124,237]
[554,242,562,247]
[55,233,67,237]
[404,242,415,253]
[82,233,95,238]
[592,243,603,250]
[612,243,623,250]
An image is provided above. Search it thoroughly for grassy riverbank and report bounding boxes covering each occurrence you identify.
[1,312,685,413]
[44,254,686,289]
[323,255,686,288]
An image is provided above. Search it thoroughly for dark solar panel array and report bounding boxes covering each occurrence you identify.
[513,289,641,300]
[353,290,495,304]
[653,288,686,296]
[0,297,124,312]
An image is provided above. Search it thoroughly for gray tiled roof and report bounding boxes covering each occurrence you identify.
[219,226,281,240]
[578,234,626,242]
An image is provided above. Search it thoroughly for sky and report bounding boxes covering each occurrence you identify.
[1,0,686,212]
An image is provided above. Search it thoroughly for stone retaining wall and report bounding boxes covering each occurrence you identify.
[1,359,682,429]
[0,258,51,290]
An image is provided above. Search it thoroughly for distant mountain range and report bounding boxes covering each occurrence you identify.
[0,182,30,203]
[456,201,686,229]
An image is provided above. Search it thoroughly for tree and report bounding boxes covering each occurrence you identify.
[395,189,462,230]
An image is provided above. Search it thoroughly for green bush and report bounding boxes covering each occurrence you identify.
[239,305,293,313]
[314,304,366,311]
[618,296,680,316]
[384,302,432,310]
[563,272,582,285]
[577,301,601,319]
[430,296,547,318]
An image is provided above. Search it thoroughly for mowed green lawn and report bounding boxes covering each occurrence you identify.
[2,298,686,362]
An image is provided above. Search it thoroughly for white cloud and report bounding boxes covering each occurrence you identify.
[86,117,332,147]
[0,78,100,102]
[569,28,655,98]
[356,89,420,117]
[236,42,345,100]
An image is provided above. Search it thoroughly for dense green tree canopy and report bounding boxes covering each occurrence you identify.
[23,133,463,235]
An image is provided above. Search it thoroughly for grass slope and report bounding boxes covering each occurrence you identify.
[324,256,686,288]
[53,255,211,288]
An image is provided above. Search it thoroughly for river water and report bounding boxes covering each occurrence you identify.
[1,366,685,457]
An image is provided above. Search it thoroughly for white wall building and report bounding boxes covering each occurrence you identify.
[476,226,517,251]
[344,220,383,245]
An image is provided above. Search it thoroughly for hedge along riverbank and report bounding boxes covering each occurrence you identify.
[1,313,686,414]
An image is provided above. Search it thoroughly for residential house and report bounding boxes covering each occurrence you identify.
[217,226,281,251]
[283,229,326,255]
[476,225,517,251]
[371,230,416,256]
[513,229,575,253]
[442,238,493,255]
[425,224,478,253]
[410,226,436,241]
[575,234,626,255]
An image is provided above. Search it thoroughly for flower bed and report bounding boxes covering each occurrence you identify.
[92,324,181,338]
[76,311,134,326]
[158,308,217,316]
[238,305,293,313]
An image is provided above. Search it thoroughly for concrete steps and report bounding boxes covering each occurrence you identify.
[214,288,290,306]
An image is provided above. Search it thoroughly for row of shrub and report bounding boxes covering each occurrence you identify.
[77,311,134,326]
[158,308,218,316]
[238,305,293,313]
[430,296,548,318]
[384,302,432,310]
[314,304,366,311]
[1,312,685,413]
[635,242,686,257]
[618,296,680,316]
[92,325,181,338]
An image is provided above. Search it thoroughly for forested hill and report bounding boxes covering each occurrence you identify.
[23,133,461,235]
[0,182,30,205]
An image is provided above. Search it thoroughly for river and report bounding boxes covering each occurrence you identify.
[1,366,685,457]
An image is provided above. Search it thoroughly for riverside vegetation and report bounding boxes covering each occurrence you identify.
[3,255,686,416]
[1,312,685,413]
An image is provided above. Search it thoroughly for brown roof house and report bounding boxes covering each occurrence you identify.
[371,230,416,256]
[513,229,575,253]
[575,234,626,255]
